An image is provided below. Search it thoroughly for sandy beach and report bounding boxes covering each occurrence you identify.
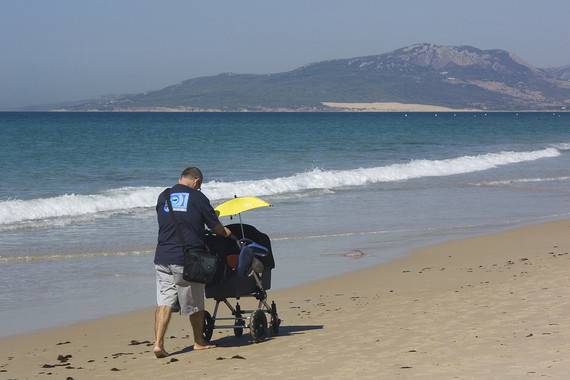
[1,219,570,379]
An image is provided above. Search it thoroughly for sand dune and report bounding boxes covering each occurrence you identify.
[322,101,478,112]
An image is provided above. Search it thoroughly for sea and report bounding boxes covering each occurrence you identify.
[1,112,569,337]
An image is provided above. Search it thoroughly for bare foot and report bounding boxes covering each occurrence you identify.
[153,347,169,358]
[193,342,216,350]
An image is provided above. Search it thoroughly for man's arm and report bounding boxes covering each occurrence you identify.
[196,193,232,238]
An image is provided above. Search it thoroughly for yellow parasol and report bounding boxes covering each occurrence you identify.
[215,196,271,217]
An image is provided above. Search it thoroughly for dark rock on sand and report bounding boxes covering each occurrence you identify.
[57,354,72,362]
[128,339,151,346]
[111,352,133,359]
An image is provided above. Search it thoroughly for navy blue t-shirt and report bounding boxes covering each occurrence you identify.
[154,184,221,266]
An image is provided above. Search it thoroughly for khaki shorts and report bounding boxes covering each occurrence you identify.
[155,264,205,315]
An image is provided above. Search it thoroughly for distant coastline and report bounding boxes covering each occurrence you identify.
[41,103,569,113]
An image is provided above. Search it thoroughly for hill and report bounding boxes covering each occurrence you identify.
[545,65,570,81]
[57,43,570,111]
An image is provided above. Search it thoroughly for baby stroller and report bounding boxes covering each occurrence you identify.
[202,198,280,342]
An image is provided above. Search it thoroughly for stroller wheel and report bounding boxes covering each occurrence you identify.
[203,311,214,342]
[270,313,280,335]
[270,301,280,335]
[249,309,268,342]
[234,316,245,337]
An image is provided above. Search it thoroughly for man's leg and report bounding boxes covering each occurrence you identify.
[154,264,178,358]
[172,269,216,351]
[153,305,172,358]
[189,310,216,350]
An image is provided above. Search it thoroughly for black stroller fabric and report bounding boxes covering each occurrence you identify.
[205,223,274,300]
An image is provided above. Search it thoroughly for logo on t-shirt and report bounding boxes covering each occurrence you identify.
[163,192,190,212]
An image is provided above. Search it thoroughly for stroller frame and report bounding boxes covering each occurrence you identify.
[206,271,279,342]
[203,223,280,342]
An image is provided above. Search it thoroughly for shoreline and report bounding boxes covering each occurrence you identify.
[2,108,570,113]
[2,219,570,378]
[0,214,561,339]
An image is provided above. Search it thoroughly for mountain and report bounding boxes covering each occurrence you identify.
[57,43,570,111]
[545,65,570,81]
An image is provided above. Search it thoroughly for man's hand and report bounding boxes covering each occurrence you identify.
[212,222,233,238]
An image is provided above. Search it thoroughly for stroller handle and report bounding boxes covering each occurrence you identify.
[227,234,253,249]
[228,234,247,244]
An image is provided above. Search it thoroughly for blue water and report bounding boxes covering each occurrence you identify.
[1,112,569,336]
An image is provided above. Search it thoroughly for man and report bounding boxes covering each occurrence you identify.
[153,166,232,358]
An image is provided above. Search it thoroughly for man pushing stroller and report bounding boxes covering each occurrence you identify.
[152,167,232,358]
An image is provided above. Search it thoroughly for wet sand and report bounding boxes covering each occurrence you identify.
[1,219,570,379]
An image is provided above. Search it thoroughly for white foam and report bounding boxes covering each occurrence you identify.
[472,176,570,187]
[0,187,161,226]
[551,143,570,151]
[0,249,153,265]
[0,147,561,226]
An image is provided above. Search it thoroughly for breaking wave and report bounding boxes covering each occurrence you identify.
[551,143,570,151]
[471,176,570,187]
[0,147,561,227]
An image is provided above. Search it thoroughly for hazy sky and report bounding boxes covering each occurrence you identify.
[1,0,569,109]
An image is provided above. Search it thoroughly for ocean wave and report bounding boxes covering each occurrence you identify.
[471,176,570,187]
[0,147,561,226]
[551,143,570,151]
[0,250,153,265]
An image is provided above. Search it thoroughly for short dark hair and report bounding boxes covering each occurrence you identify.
[180,166,203,180]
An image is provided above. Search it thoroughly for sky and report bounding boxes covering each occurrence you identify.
[1,0,569,109]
